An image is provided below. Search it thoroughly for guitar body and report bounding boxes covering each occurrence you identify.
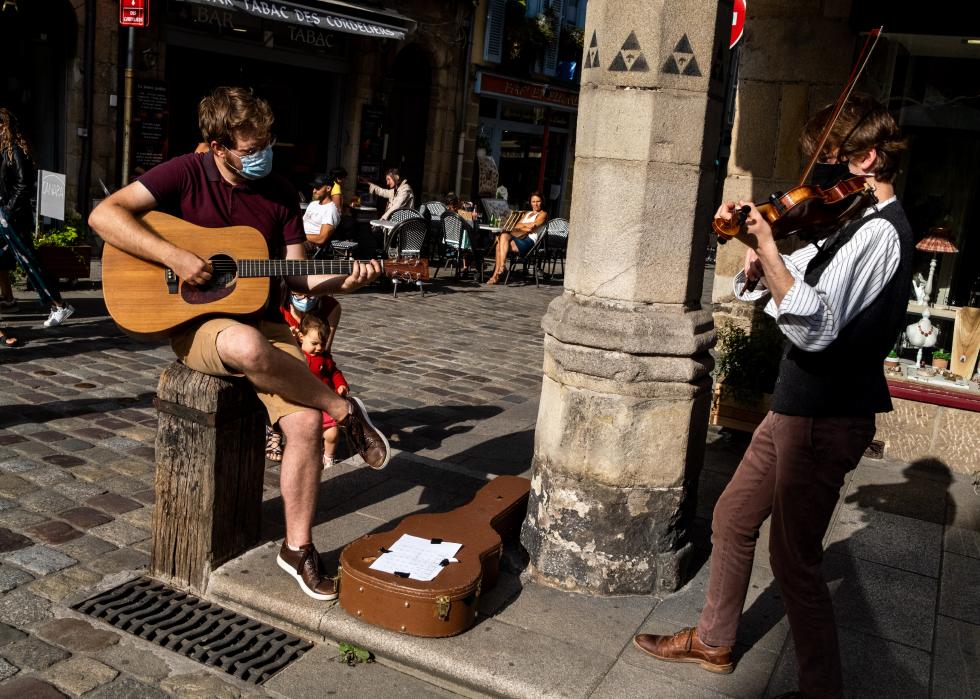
[339,476,530,637]
[102,212,272,340]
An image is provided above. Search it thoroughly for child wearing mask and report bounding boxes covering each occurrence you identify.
[265,291,346,467]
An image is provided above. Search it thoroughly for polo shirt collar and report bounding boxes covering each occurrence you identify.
[203,151,258,191]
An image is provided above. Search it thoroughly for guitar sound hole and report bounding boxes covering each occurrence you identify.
[203,254,237,291]
[179,253,238,305]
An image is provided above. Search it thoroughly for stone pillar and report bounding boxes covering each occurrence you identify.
[520,0,731,595]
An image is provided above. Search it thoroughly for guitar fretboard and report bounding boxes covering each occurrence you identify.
[236,259,374,278]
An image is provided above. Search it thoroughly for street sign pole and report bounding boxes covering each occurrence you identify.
[118,1,147,184]
[121,26,135,185]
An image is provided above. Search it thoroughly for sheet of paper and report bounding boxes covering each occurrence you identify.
[368,534,462,582]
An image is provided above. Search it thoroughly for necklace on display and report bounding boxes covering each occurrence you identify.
[916,321,934,337]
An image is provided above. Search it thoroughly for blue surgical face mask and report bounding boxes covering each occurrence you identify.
[230,144,274,180]
[290,294,316,313]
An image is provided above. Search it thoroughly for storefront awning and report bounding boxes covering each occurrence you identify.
[175,0,416,40]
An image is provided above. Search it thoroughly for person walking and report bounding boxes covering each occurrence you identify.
[0,107,75,328]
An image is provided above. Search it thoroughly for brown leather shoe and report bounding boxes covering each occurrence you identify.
[633,627,734,674]
[341,396,390,470]
[276,542,338,601]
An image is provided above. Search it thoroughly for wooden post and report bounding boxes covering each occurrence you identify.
[151,362,266,592]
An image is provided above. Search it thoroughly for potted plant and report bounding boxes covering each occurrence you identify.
[711,319,783,432]
[34,213,92,282]
[931,349,951,370]
[884,349,900,369]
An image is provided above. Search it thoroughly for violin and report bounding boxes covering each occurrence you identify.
[712,176,877,242]
[712,28,883,243]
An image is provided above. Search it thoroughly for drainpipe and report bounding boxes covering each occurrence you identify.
[78,0,96,220]
[120,27,135,185]
[453,4,476,195]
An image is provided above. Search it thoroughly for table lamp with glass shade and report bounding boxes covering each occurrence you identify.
[906,227,958,369]
[915,226,958,306]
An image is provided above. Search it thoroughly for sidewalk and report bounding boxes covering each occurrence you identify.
[0,263,977,698]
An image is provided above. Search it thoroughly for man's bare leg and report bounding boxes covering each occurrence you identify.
[277,408,322,547]
[214,324,348,421]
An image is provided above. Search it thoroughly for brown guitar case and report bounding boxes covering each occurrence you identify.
[339,475,530,637]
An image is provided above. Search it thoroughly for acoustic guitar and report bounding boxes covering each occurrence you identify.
[102,211,428,339]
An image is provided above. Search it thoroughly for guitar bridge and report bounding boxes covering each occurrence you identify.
[164,268,178,294]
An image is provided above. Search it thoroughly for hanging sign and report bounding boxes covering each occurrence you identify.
[120,0,149,28]
[731,0,746,49]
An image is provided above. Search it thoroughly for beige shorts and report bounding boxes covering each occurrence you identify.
[171,317,308,426]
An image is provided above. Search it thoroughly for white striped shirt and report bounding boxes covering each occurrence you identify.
[732,197,902,352]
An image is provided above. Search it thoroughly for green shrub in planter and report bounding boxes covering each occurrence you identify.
[714,318,784,401]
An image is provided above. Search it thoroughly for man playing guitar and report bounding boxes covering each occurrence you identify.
[89,87,389,602]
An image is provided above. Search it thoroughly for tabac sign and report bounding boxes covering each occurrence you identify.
[176,0,412,40]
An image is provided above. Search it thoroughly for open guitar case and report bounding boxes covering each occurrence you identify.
[338,475,531,637]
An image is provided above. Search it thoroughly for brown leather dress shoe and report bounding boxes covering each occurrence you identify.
[276,542,338,601]
[341,396,390,470]
[633,627,734,674]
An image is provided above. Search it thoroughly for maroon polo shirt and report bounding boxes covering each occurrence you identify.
[138,152,306,321]
[138,152,305,252]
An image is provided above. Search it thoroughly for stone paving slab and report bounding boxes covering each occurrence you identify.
[262,644,460,698]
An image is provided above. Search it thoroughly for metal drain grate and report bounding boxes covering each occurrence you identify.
[74,577,312,684]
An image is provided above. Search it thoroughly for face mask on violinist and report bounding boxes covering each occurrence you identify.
[808,160,852,190]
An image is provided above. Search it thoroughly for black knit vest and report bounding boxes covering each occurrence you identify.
[770,201,914,417]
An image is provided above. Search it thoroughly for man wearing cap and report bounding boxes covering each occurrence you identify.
[304,173,341,254]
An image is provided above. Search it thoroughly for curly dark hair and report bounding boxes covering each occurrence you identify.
[0,108,34,164]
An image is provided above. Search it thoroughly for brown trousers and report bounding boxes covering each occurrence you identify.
[697,411,876,699]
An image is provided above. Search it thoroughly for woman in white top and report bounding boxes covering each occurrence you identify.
[487,192,547,286]
[303,173,342,253]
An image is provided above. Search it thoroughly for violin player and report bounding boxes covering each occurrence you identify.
[633,93,914,699]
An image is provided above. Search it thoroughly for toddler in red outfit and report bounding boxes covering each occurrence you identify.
[294,313,348,467]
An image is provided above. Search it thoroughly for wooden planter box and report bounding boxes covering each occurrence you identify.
[35,244,92,281]
[709,383,772,432]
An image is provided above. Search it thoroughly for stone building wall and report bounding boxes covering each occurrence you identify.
[712,0,856,321]
[63,0,120,216]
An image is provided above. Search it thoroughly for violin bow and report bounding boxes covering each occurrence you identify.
[798,26,884,186]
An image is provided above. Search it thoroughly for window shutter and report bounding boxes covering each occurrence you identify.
[542,0,564,76]
[484,0,506,64]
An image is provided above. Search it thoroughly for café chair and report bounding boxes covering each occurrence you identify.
[503,224,548,288]
[385,218,432,298]
[539,218,569,279]
[435,212,481,282]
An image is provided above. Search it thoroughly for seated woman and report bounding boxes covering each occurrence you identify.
[487,192,546,285]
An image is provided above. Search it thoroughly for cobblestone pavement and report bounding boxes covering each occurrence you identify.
[0,263,563,697]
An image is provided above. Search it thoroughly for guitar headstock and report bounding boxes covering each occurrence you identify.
[383,257,430,282]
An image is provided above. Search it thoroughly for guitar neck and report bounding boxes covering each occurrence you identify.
[236,259,376,278]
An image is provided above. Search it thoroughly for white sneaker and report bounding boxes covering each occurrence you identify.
[43,304,75,328]
[322,454,337,469]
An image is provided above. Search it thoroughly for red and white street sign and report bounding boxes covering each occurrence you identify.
[119,0,148,28]
[731,0,746,49]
